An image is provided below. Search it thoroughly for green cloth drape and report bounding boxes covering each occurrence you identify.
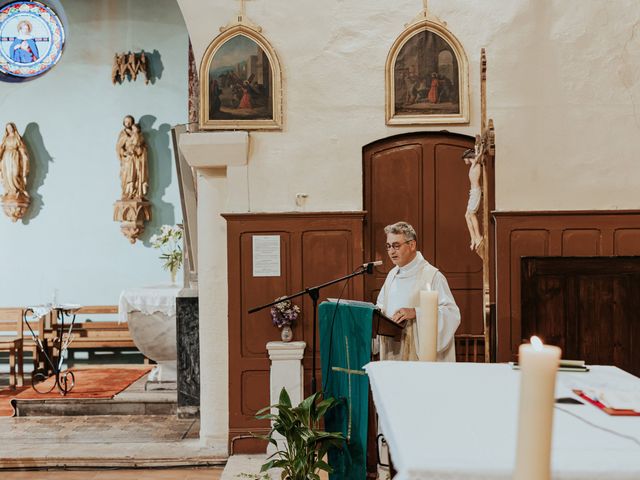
[319,301,373,480]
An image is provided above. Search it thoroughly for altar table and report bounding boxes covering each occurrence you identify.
[365,362,640,480]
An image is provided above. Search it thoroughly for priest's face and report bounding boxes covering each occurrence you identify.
[386,232,417,268]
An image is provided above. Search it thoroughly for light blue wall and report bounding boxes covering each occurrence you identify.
[0,0,188,307]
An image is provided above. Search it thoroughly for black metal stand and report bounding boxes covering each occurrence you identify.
[249,263,376,393]
[23,306,78,395]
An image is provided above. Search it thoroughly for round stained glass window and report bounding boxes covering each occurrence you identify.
[0,1,65,78]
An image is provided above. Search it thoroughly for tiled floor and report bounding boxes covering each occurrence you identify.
[0,372,222,470]
[1,467,223,479]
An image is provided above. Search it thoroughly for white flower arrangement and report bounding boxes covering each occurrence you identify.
[150,224,183,282]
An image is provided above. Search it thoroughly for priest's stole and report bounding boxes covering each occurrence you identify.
[319,301,373,480]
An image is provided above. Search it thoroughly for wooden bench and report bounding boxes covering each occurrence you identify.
[47,305,143,362]
[0,308,24,388]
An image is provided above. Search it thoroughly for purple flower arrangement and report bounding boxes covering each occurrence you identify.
[270,298,301,329]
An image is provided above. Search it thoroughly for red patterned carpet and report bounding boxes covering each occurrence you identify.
[0,366,151,416]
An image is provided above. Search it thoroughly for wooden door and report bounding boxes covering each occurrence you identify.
[224,212,364,454]
[363,132,483,338]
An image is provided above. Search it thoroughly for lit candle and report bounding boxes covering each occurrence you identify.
[418,283,438,362]
[514,336,561,480]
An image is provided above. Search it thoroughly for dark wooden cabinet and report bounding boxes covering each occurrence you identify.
[494,210,640,362]
[521,256,640,377]
[224,212,365,454]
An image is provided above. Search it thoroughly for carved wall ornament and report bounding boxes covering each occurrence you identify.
[113,115,151,243]
[199,0,283,130]
[0,122,30,221]
[112,51,150,85]
[385,1,469,125]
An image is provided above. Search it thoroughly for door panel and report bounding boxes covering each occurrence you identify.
[363,133,479,334]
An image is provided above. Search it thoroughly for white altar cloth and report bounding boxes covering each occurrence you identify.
[365,362,640,480]
[118,285,181,323]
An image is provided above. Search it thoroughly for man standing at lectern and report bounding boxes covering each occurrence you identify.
[376,221,460,361]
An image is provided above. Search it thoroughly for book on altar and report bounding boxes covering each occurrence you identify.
[574,388,640,416]
[510,359,590,372]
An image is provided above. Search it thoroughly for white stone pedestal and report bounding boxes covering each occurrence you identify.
[266,341,306,455]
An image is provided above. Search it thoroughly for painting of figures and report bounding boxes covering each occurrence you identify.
[394,30,459,116]
[207,34,272,121]
[386,21,468,125]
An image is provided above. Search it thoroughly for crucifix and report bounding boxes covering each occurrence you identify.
[331,336,366,443]
[235,0,254,22]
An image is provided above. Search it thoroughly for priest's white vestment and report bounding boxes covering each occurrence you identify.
[376,252,460,362]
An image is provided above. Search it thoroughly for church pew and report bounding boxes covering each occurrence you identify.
[46,306,144,362]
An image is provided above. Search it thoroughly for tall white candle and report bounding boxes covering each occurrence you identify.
[514,336,561,480]
[418,284,438,362]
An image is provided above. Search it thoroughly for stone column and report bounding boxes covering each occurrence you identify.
[266,341,307,454]
[179,131,249,455]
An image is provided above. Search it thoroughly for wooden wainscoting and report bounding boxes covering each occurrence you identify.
[521,256,640,377]
[224,212,365,454]
[494,210,640,363]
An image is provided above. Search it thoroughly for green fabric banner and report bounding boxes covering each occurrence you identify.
[319,301,374,480]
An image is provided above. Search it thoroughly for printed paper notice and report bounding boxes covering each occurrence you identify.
[252,235,281,277]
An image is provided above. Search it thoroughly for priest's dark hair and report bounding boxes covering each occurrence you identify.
[384,221,417,242]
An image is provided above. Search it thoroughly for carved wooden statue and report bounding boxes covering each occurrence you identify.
[463,134,484,254]
[112,51,150,85]
[113,115,151,243]
[0,122,30,221]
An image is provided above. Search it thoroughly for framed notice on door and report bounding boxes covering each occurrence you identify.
[252,235,280,277]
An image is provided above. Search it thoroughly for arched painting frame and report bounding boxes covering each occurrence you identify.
[386,17,469,125]
[199,25,283,130]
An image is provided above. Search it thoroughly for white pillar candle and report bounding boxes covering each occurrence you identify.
[514,336,561,480]
[418,284,438,362]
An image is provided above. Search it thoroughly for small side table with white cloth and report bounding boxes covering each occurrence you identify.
[365,362,640,480]
[118,285,180,384]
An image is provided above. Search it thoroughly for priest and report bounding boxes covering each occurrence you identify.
[376,221,460,361]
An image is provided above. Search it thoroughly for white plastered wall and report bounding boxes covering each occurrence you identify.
[179,0,640,213]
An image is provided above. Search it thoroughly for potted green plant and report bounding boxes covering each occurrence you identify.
[256,387,344,480]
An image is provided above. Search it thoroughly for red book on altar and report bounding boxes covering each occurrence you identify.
[574,390,640,416]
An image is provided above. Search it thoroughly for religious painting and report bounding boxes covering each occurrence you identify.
[386,19,469,125]
[0,1,65,78]
[199,26,282,130]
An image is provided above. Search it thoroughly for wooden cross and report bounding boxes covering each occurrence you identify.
[235,0,254,20]
[331,336,366,442]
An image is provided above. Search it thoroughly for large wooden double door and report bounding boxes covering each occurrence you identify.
[363,132,484,337]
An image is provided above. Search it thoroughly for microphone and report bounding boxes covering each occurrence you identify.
[362,260,383,273]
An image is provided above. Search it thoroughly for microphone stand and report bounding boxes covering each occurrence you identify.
[249,263,376,393]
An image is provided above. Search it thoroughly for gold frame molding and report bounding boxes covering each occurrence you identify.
[385,10,469,126]
[199,24,283,131]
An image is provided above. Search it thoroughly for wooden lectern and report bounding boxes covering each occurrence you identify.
[319,301,404,480]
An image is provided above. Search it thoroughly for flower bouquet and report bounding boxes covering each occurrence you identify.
[150,224,183,284]
[270,298,301,342]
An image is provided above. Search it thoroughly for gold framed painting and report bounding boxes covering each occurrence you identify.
[386,19,469,126]
[199,25,283,130]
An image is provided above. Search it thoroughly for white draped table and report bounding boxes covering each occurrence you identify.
[118,285,180,383]
[365,362,640,480]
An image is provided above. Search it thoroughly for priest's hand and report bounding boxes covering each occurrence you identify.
[392,307,416,324]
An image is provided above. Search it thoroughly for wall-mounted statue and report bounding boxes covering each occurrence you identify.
[113,115,151,243]
[112,51,149,85]
[0,122,30,222]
